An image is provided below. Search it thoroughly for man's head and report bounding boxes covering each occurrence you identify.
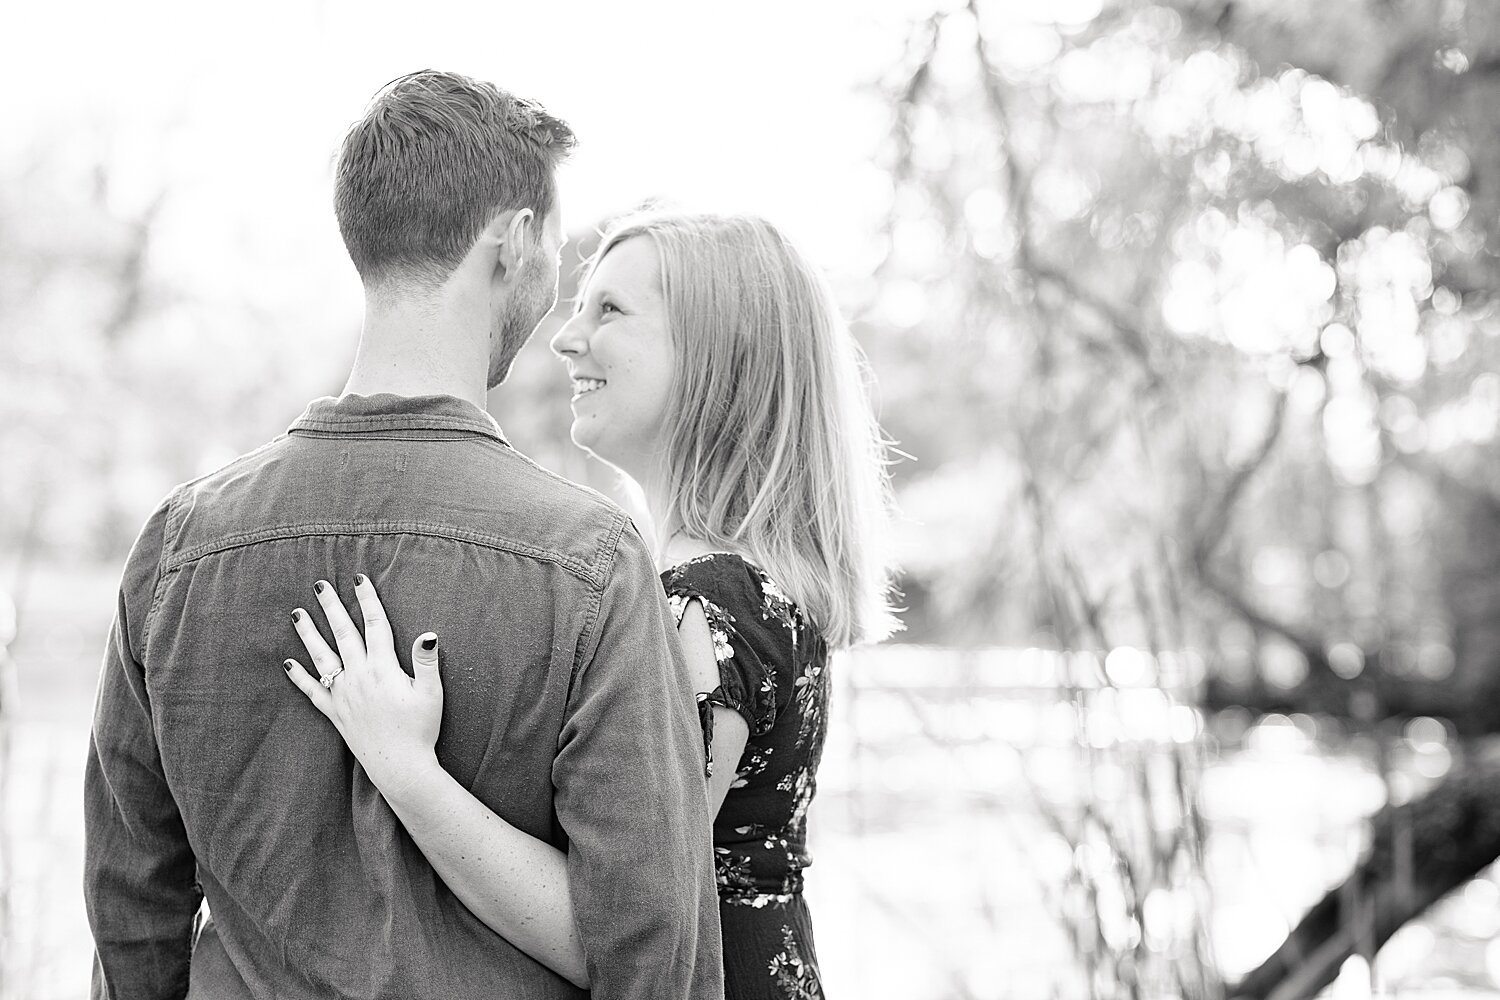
[335,70,576,385]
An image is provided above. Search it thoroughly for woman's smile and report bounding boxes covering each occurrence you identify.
[570,377,606,401]
[550,236,675,472]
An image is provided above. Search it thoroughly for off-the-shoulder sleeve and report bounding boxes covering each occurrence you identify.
[663,573,779,741]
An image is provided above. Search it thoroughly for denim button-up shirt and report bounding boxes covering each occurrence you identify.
[84,393,723,1000]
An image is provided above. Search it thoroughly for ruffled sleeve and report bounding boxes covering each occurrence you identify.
[663,562,780,746]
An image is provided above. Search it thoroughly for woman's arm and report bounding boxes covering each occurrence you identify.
[283,577,589,986]
[677,599,750,813]
[376,757,586,984]
[282,576,743,987]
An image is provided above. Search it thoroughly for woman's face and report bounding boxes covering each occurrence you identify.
[550,237,675,478]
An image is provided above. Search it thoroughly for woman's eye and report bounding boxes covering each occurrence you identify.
[599,300,620,316]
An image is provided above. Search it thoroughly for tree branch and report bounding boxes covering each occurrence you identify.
[1186,389,1335,665]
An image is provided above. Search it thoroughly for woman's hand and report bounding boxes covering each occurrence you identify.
[282,574,445,800]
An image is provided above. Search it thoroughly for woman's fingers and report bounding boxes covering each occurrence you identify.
[410,632,441,694]
[313,579,366,669]
[282,658,336,721]
[352,574,395,657]
[291,607,344,680]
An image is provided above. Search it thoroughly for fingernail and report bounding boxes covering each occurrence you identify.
[355,573,367,586]
[283,659,296,672]
[291,609,303,624]
[420,635,438,652]
[314,581,327,594]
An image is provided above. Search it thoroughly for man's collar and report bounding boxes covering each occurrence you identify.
[289,393,509,445]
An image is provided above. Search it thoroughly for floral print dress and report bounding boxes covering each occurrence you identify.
[661,553,830,1000]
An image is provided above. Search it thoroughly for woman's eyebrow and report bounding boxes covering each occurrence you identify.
[591,282,631,304]
[571,282,619,313]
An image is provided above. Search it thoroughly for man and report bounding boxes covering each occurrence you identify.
[84,70,723,1000]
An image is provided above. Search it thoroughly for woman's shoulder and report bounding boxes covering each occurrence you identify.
[660,551,760,602]
[661,552,804,635]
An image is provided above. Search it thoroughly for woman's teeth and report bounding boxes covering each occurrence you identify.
[573,378,606,396]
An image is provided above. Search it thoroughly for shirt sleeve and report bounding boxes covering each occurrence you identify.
[84,491,204,1000]
[664,566,778,737]
[552,520,724,1000]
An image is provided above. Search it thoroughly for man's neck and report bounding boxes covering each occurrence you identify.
[343,292,490,409]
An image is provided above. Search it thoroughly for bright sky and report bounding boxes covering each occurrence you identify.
[3,0,918,307]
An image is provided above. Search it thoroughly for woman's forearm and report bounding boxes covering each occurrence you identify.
[378,756,589,987]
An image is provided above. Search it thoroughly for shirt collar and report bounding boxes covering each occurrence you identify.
[288,393,509,445]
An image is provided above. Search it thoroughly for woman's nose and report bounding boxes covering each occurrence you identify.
[550,314,587,358]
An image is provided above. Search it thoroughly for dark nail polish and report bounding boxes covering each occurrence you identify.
[355,573,367,586]
[420,636,438,652]
[283,659,295,672]
[291,609,302,624]
[314,581,326,594]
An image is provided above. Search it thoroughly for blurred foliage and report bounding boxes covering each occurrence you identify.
[0,140,350,568]
[867,0,1500,735]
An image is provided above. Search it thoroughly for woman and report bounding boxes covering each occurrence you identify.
[283,211,897,999]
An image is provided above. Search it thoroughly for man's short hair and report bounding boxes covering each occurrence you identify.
[335,69,576,287]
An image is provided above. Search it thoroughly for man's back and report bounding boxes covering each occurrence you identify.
[84,393,722,999]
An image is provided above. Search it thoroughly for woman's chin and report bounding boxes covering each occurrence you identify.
[569,423,611,462]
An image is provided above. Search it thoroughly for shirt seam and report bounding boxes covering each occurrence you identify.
[143,486,189,658]
[290,426,511,446]
[160,521,606,586]
[569,511,628,685]
[292,413,504,437]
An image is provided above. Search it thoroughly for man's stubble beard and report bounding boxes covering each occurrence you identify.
[486,265,558,389]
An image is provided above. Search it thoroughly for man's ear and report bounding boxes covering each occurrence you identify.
[490,208,535,284]
[456,208,533,288]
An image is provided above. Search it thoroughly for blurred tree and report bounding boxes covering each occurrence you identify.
[0,137,349,571]
[869,0,1500,993]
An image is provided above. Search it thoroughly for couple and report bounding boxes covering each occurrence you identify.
[83,69,894,1000]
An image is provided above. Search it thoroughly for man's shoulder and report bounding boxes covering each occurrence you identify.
[496,446,622,523]
[162,431,637,585]
[154,432,293,527]
[173,433,291,493]
[475,447,641,579]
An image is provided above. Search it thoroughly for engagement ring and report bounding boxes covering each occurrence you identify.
[319,667,345,689]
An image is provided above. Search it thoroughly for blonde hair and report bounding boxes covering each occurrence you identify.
[586,212,899,648]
